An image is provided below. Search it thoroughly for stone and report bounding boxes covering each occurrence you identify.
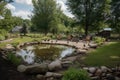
[17,64,48,74]
[95,69,102,76]
[101,73,106,77]
[89,44,97,48]
[106,74,115,80]
[48,60,62,71]
[77,49,87,54]
[45,72,62,78]
[36,74,45,80]
[61,61,72,68]
[17,65,27,72]
[115,77,120,80]
[5,44,14,49]
[115,72,120,77]
[91,76,99,80]
[89,67,96,73]
[101,66,108,73]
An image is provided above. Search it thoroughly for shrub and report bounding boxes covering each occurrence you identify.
[7,52,21,65]
[0,35,5,41]
[11,42,19,47]
[62,68,91,80]
[93,37,105,45]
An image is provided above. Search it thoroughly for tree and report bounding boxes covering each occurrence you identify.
[67,0,111,36]
[110,0,120,38]
[20,22,28,36]
[32,0,58,35]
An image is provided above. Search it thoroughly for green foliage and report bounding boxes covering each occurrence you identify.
[67,0,111,35]
[7,52,21,65]
[62,68,90,80]
[11,42,19,47]
[0,34,5,40]
[0,29,8,40]
[32,0,59,34]
[93,37,105,45]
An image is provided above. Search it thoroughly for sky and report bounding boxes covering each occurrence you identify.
[5,0,74,19]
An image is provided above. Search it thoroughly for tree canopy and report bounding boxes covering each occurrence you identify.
[32,0,59,34]
[67,0,111,35]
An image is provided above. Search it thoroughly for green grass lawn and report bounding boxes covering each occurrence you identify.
[0,36,50,48]
[84,42,120,67]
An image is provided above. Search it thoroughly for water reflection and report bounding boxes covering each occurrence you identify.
[16,44,75,64]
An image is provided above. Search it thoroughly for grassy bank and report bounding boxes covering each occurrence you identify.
[0,36,50,48]
[84,42,120,67]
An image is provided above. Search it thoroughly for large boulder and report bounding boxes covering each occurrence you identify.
[48,60,62,71]
[17,65,26,72]
[17,63,48,74]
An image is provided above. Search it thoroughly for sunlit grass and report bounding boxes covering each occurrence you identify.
[0,35,47,48]
[84,42,120,67]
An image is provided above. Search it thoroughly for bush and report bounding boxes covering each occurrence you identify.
[7,52,21,65]
[93,37,105,45]
[0,35,5,41]
[11,42,19,47]
[62,68,91,80]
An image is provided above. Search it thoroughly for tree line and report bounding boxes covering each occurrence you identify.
[0,0,120,38]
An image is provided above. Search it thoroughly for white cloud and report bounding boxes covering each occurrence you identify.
[5,4,16,11]
[56,0,74,18]
[15,0,32,5]
[56,0,67,11]
[13,10,32,19]
[64,11,74,18]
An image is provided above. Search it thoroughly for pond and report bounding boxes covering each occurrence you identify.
[16,44,75,64]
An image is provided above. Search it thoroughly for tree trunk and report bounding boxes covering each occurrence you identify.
[85,0,89,36]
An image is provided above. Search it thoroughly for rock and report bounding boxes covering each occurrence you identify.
[36,74,45,80]
[17,64,48,74]
[101,72,106,77]
[91,76,99,80]
[77,49,87,54]
[46,77,54,80]
[95,69,102,76]
[61,61,72,68]
[106,74,115,80]
[89,44,97,48]
[89,67,96,73]
[101,66,108,73]
[115,72,120,77]
[45,72,62,78]
[115,77,120,80]
[48,60,62,71]
[5,44,14,49]
[80,50,87,54]
[17,65,27,72]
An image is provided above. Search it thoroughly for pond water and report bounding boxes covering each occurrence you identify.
[16,44,75,64]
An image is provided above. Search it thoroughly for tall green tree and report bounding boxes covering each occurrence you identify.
[32,0,58,35]
[67,0,111,36]
[20,22,28,36]
[110,0,120,38]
